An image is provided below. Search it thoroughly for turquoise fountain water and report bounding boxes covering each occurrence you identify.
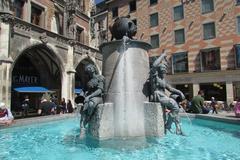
[0,118,240,160]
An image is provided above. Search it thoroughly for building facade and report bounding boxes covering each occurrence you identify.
[92,0,240,104]
[0,0,102,110]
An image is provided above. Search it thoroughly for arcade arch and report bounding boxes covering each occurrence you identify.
[11,44,62,113]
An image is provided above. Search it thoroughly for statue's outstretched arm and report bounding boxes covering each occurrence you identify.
[153,52,167,67]
[166,83,185,100]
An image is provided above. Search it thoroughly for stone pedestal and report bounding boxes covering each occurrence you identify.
[88,103,114,140]
[144,102,165,137]
[88,102,165,140]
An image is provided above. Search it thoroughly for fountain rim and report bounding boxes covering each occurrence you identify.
[99,39,152,53]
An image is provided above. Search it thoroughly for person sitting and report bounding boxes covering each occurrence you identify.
[202,102,210,114]
[38,99,55,116]
[234,98,240,118]
[0,102,14,126]
[190,90,204,113]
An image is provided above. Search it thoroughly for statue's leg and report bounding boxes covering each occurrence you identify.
[165,112,174,131]
[164,98,179,132]
[80,103,88,129]
[173,112,183,135]
[87,101,95,116]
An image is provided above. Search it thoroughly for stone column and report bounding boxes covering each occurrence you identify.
[193,83,200,96]
[226,81,234,105]
[67,70,76,104]
[0,13,13,108]
[61,44,75,104]
[0,62,13,108]
[61,71,68,100]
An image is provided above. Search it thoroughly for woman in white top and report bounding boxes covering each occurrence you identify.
[0,102,14,126]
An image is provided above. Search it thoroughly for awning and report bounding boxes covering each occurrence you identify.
[14,87,53,93]
[74,88,82,94]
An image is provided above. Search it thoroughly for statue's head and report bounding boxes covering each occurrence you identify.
[158,63,168,74]
[85,64,97,75]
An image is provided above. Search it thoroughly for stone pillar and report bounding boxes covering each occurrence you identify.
[61,45,75,104]
[193,83,200,96]
[0,62,13,108]
[0,20,10,59]
[226,81,234,105]
[61,71,68,100]
[0,13,13,108]
[67,70,76,104]
[23,1,31,22]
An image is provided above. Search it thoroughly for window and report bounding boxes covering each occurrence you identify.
[173,5,184,21]
[150,34,159,49]
[150,13,158,27]
[172,52,188,73]
[129,1,136,12]
[55,12,64,35]
[10,0,25,18]
[201,48,220,71]
[236,0,240,5]
[200,83,226,101]
[31,4,44,26]
[150,0,158,5]
[235,44,240,68]
[76,27,84,44]
[202,0,214,14]
[174,29,185,44]
[237,16,240,34]
[112,7,118,18]
[203,22,216,40]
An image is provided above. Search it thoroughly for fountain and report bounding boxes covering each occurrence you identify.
[80,16,184,140]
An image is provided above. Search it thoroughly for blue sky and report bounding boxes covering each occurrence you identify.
[95,0,104,4]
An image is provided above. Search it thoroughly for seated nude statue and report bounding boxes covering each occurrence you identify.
[150,52,185,135]
[80,64,104,135]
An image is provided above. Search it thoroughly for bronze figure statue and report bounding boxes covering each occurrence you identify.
[80,64,104,135]
[150,52,185,135]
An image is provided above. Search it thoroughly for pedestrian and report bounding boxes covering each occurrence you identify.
[67,99,73,113]
[211,97,218,114]
[60,98,66,114]
[21,96,30,118]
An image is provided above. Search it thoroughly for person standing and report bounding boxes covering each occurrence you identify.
[60,98,67,114]
[190,90,205,114]
[211,97,218,114]
[21,96,30,118]
[67,99,73,113]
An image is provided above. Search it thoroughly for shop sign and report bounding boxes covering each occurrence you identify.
[12,75,39,85]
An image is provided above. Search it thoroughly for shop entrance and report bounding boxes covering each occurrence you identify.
[11,45,62,117]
